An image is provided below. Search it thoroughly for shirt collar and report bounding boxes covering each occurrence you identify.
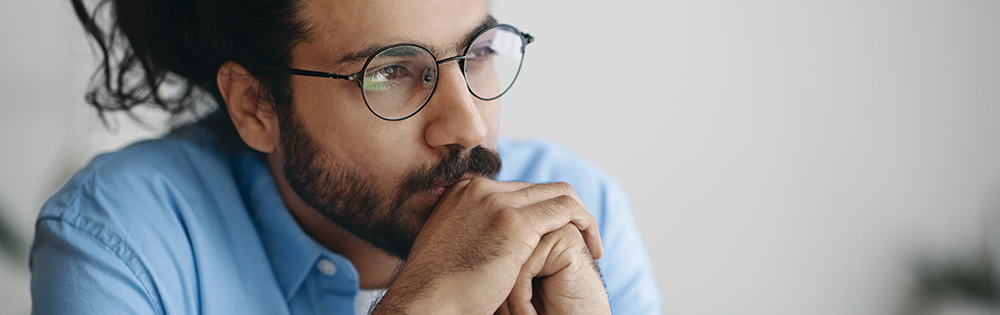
[230,145,328,301]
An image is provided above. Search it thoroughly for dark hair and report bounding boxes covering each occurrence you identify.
[71,0,312,129]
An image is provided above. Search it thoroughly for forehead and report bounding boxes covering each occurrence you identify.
[295,0,492,68]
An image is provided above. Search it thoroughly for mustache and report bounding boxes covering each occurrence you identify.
[400,145,503,195]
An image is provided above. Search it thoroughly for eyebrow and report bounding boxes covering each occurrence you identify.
[454,15,499,56]
[333,15,499,68]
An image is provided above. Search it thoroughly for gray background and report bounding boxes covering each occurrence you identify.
[2,0,1000,314]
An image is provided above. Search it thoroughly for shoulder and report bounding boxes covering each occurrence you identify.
[35,123,241,261]
[32,124,263,312]
[32,122,285,314]
[497,137,628,223]
[39,124,232,224]
[498,137,612,184]
[31,125,230,313]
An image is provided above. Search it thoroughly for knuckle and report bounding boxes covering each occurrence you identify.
[449,179,471,191]
[553,224,577,238]
[552,194,576,208]
[465,177,491,190]
[543,226,587,256]
[493,207,520,229]
[482,191,505,208]
[558,226,588,251]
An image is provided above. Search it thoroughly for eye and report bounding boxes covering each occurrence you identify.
[464,46,495,71]
[467,45,495,63]
[363,65,412,91]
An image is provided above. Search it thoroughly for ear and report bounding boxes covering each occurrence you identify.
[217,61,280,153]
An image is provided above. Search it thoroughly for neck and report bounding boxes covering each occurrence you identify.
[266,152,402,289]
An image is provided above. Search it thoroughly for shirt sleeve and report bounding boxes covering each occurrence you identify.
[30,218,160,315]
[596,178,663,315]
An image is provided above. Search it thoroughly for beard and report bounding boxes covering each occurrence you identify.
[277,109,502,260]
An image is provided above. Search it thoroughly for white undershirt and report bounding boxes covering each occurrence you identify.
[354,288,383,315]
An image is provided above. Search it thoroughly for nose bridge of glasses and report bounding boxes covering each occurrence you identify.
[435,54,468,66]
[432,55,471,85]
[433,55,472,93]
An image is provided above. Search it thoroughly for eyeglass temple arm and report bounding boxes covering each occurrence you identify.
[256,31,533,78]
[254,66,358,81]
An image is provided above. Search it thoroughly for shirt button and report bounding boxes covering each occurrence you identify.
[317,259,338,276]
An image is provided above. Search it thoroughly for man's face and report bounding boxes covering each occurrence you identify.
[277,0,501,259]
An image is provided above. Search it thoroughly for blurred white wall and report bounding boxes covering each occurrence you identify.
[2,0,1000,314]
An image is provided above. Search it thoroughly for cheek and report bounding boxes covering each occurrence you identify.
[361,127,424,181]
[466,63,502,97]
[287,76,412,180]
[289,76,366,120]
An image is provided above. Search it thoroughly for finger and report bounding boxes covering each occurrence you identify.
[506,274,538,315]
[447,180,604,258]
[505,181,584,209]
[452,178,534,196]
[579,220,603,260]
[495,300,514,315]
[453,180,583,217]
[535,224,582,276]
[439,179,532,207]
[508,182,603,259]
[515,193,603,260]
[508,225,566,315]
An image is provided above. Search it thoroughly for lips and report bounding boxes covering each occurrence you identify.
[426,172,482,198]
[428,187,447,198]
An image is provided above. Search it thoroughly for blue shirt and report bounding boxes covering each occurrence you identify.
[30,122,661,314]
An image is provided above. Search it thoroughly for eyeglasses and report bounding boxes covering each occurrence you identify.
[257,24,534,121]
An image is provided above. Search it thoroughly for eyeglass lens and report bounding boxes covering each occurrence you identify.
[360,25,526,120]
[465,25,524,101]
[360,46,438,119]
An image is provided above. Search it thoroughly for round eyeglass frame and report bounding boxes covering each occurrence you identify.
[255,24,534,121]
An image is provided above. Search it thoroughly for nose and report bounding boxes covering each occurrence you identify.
[422,63,488,149]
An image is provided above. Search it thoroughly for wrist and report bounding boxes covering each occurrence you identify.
[373,263,495,315]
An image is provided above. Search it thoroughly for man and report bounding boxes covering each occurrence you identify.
[31,0,660,314]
